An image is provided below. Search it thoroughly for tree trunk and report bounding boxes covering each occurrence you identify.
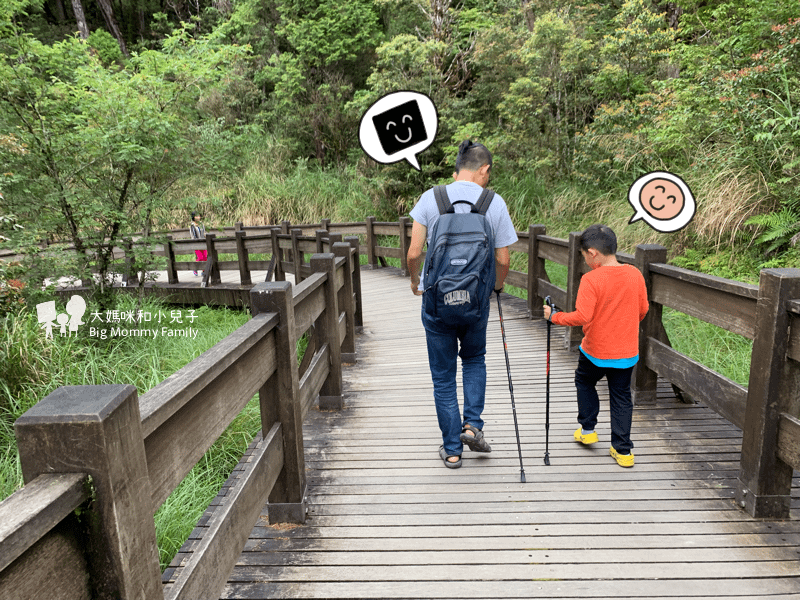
[96,0,130,57]
[665,2,682,30]
[521,0,535,32]
[70,0,90,38]
[54,0,67,22]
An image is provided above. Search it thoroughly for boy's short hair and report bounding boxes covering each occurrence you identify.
[580,224,617,256]
[455,140,492,173]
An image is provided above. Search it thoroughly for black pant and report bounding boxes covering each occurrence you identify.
[574,351,634,453]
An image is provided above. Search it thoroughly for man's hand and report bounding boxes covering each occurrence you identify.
[411,278,424,296]
[543,305,552,320]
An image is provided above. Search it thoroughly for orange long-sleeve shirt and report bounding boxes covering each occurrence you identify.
[551,264,649,360]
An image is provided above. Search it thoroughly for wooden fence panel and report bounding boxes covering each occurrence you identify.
[537,236,569,265]
[139,315,278,507]
[0,518,90,600]
[777,413,800,471]
[164,424,283,600]
[645,338,747,428]
[0,473,88,573]
[293,275,327,341]
[649,264,758,339]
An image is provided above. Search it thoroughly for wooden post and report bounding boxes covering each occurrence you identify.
[564,231,584,351]
[235,229,251,285]
[333,242,356,364]
[14,385,162,599]
[365,216,378,268]
[399,216,411,276]
[346,236,363,328]
[310,253,343,410]
[328,232,343,246]
[528,225,546,318]
[315,230,328,254]
[291,229,303,283]
[736,268,800,518]
[281,220,291,264]
[632,244,669,406]
[249,282,307,523]
[205,233,222,286]
[123,240,137,287]
[321,218,330,231]
[270,227,285,282]
[165,235,178,284]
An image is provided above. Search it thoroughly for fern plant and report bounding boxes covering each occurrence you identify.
[745,207,800,254]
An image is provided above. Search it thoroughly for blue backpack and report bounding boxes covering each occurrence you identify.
[422,185,496,327]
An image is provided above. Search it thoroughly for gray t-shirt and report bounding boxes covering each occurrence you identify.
[409,181,518,249]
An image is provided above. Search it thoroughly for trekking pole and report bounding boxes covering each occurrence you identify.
[496,290,526,483]
[544,296,554,466]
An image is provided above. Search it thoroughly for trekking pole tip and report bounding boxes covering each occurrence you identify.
[544,454,550,466]
[520,471,526,483]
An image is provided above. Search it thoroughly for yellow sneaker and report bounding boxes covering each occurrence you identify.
[610,446,634,467]
[573,426,598,445]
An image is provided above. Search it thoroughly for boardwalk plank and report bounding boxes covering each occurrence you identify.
[227,561,800,582]
[210,267,800,598]
[220,579,800,600]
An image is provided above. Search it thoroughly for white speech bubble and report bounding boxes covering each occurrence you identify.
[628,171,696,233]
[358,91,438,171]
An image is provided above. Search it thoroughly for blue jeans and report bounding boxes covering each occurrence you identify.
[424,317,488,456]
[574,351,635,453]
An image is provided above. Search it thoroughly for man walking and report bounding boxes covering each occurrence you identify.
[407,140,518,468]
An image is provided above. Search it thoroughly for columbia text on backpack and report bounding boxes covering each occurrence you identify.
[423,185,496,327]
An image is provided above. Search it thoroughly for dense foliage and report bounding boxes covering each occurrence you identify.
[2,0,800,293]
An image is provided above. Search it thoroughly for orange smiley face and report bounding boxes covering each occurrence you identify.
[640,178,685,221]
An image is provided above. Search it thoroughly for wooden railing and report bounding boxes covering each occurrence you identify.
[2,216,799,599]
[163,217,798,520]
[0,240,360,599]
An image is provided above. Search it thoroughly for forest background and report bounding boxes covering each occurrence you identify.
[1,0,800,293]
[2,0,800,569]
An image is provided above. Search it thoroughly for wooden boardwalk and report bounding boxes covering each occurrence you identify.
[174,266,800,599]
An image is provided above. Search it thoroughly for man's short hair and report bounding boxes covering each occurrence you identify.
[455,140,492,173]
[580,224,617,256]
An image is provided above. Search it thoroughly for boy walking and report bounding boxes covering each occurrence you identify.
[543,225,648,467]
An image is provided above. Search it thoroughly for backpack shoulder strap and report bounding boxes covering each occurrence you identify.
[471,188,495,215]
[433,185,453,215]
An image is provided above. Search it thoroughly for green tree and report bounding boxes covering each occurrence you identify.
[259,0,383,165]
[0,17,246,304]
[497,7,597,176]
[593,0,674,101]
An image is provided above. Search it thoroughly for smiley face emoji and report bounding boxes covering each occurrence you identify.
[639,178,685,221]
[371,99,428,156]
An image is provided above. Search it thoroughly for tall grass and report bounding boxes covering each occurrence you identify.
[0,294,258,570]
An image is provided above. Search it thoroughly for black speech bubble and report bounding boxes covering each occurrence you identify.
[371,99,428,156]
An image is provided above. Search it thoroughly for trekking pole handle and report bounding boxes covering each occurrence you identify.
[544,295,558,321]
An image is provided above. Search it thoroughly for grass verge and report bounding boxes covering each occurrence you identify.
[0,293,272,571]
